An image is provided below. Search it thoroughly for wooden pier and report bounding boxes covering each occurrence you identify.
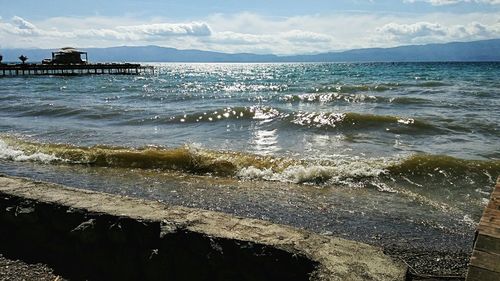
[0,63,153,76]
[466,177,500,280]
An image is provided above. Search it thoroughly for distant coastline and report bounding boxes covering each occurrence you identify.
[2,38,500,63]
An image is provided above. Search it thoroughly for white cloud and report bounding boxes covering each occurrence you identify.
[0,13,499,54]
[204,13,366,53]
[378,22,447,39]
[377,21,500,43]
[0,16,74,38]
[209,31,269,45]
[282,30,333,43]
[116,22,211,37]
[12,16,37,30]
[73,22,211,42]
[199,29,334,54]
[78,28,133,41]
[0,16,39,36]
[404,0,500,5]
[208,30,332,45]
[0,16,211,42]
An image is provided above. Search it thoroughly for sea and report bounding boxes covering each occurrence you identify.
[1,62,499,275]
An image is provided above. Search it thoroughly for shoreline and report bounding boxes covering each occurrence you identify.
[0,174,406,281]
[0,161,475,279]
[0,156,476,278]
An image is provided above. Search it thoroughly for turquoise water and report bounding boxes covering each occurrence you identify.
[2,62,499,157]
[1,62,499,274]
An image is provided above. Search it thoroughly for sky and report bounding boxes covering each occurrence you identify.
[0,0,499,55]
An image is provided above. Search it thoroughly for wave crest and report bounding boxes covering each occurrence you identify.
[1,136,498,187]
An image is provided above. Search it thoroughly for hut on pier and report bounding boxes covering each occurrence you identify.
[44,47,88,65]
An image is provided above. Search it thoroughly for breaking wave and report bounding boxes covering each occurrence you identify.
[0,139,61,163]
[308,83,398,94]
[1,136,498,187]
[288,111,434,131]
[279,92,431,105]
[120,106,276,125]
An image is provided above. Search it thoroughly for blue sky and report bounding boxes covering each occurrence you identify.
[1,0,499,54]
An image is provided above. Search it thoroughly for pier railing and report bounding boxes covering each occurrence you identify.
[0,63,154,76]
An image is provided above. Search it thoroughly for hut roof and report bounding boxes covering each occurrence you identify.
[55,47,86,54]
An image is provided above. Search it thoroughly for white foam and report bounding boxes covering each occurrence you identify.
[237,158,388,184]
[237,166,275,180]
[371,182,398,193]
[280,165,335,183]
[397,118,415,125]
[0,140,60,163]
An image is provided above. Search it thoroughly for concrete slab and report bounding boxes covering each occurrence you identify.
[0,175,406,281]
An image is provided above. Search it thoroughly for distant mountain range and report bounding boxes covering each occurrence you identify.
[2,39,500,63]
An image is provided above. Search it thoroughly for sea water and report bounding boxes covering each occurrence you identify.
[1,62,499,274]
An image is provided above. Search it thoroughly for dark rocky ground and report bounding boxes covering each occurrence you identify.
[0,250,467,281]
[0,254,65,281]
[385,248,467,280]
[0,251,467,281]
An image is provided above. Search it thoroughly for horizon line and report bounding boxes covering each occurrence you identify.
[1,38,499,57]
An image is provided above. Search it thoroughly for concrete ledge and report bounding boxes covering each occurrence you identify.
[0,175,406,280]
